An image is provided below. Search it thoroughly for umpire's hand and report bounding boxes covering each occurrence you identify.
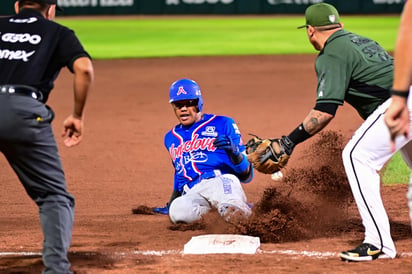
[62,115,84,147]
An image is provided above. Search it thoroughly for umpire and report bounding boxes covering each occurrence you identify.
[0,1,94,273]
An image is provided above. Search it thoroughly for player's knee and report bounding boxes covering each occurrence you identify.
[342,144,363,166]
[343,140,377,166]
[169,198,199,224]
[218,202,251,222]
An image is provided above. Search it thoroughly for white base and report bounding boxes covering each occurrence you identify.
[183,234,260,255]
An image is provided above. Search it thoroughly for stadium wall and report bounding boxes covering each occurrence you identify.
[0,0,404,16]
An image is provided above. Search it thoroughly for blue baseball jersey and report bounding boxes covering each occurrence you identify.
[164,113,249,192]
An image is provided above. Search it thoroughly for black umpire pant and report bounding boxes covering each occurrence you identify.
[0,94,74,274]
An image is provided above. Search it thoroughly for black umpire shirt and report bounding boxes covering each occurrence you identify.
[0,8,90,103]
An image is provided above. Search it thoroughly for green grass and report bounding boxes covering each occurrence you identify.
[382,152,411,185]
[57,16,400,59]
[56,15,409,184]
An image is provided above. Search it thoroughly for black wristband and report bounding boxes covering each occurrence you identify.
[287,123,312,145]
[390,88,409,98]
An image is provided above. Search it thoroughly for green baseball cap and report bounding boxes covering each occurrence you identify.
[297,3,340,29]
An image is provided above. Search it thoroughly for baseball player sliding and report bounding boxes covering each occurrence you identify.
[154,78,253,224]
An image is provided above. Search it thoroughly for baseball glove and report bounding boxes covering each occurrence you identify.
[245,134,291,174]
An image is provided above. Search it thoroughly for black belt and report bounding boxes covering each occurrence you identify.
[0,85,43,101]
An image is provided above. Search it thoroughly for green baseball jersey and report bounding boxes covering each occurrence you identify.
[315,29,393,120]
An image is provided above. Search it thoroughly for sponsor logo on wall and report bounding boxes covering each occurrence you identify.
[57,0,404,7]
[166,0,234,4]
[267,0,321,4]
[373,0,404,3]
[267,0,403,4]
[58,0,134,7]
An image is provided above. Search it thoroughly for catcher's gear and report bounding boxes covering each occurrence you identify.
[245,135,294,174]
[169,78,203,111]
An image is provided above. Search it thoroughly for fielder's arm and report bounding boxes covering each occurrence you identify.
[285,106,336,154]
[246,106,335,175]
[302,109,334,135]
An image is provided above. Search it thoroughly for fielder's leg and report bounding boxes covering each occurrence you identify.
[342,99,396,258]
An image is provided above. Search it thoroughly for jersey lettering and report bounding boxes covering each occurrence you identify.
[362,43,383,58]
[201,126,217,137]
[169,134,216,161]
[350,36,371,46]
[2,33,41,45]
[183,151,208,164]
[349,35,389,62]
[378,51,391,62]
[222,177,232,194]
[9,17,38,24]
[0,49,35,62]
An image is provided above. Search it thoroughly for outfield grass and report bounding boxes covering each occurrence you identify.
[57,15,409,183]
[382,151,410,185]
[57,16,400,59]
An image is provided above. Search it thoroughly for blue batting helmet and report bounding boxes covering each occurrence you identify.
[169,78,203,112]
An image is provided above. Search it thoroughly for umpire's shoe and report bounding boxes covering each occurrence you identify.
[339,243,390,262]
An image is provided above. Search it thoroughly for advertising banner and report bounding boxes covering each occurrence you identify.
[0,0,404,16]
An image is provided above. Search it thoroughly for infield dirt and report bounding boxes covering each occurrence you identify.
[0,55,411,273]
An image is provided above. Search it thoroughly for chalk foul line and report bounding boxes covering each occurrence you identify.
[1,249,412,259]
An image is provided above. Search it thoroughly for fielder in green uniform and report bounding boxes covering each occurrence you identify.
[312,27,393,120]
[269,3,412,262]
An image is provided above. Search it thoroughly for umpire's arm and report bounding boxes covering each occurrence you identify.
[62,57,94,147]
[72,57,94,119]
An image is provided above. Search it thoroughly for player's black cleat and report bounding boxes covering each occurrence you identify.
[339,243,390,262]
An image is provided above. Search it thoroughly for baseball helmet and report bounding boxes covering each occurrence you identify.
[169,78,203,112]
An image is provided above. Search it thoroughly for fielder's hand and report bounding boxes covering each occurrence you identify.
[246,135,293,174]
[384,96,410,151]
